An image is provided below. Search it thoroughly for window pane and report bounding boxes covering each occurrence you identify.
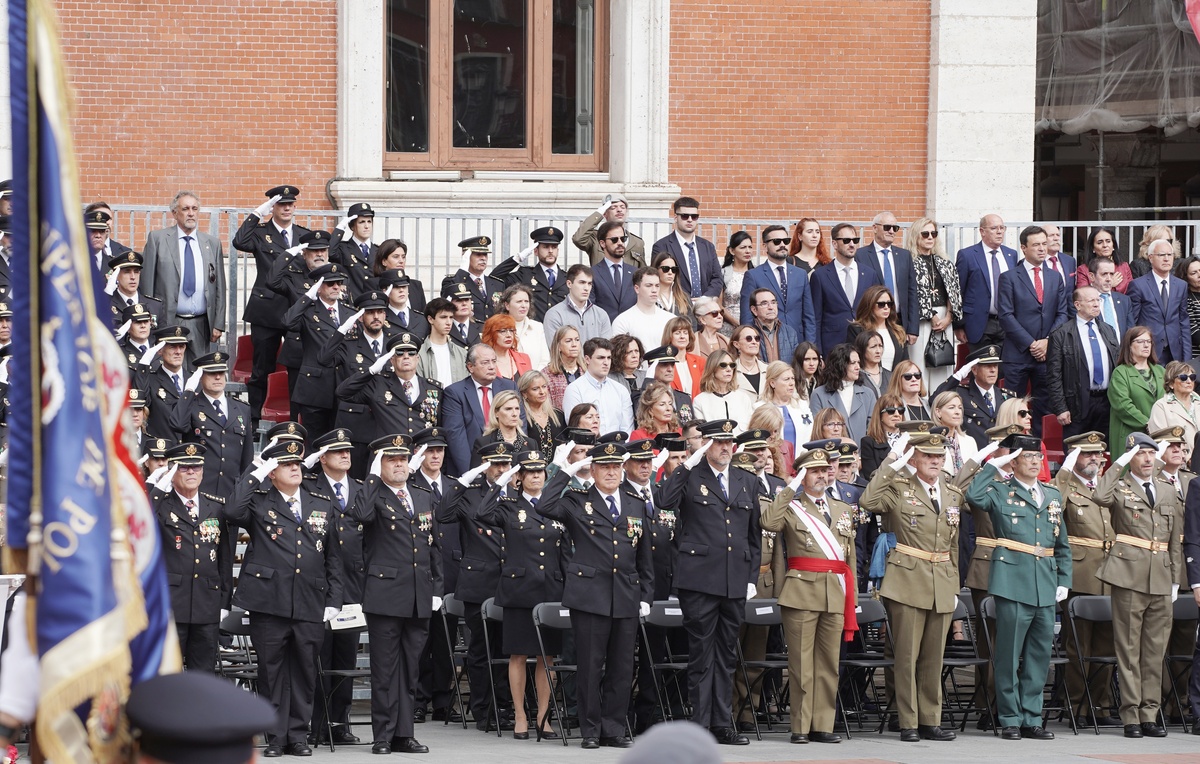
[387,0,430,153]
[552,0,594,155]
[453,0,527,149]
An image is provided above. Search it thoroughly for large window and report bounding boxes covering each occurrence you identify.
[386,0,606,170]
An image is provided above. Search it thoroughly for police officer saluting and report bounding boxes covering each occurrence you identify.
[490,226,569,322]
[169,351,254,500]
[135,325,191,439]
[337,330,442,441]
[283,258,356,437]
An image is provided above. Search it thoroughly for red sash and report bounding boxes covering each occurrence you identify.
[787,556,859,641]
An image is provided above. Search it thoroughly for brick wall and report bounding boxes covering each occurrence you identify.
[667,1,931,226]
[58,2,339,211]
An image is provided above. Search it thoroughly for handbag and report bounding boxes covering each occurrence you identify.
[925,330,955,368]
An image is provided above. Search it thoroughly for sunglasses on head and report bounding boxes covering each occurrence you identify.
[766,237,791,246]
[1178,374,1198,382]
[604,235,628,244]
[836,237,861,244]
[882,407,905,415]
[677,213,699,221]
[919,230,939,239]
[659,265,679,273]
[901,372,922,380]
[879,224,901,233]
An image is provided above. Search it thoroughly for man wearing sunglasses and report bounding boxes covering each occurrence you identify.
[336,332,445,448]
[650,197,723,299]
[1046,286,1119,441]
[810,223,880,354]
[574,193,646,268]
[739,225,815,345]
[592,221,639,322]
[857,212,919,344]
[955,213,1019,352]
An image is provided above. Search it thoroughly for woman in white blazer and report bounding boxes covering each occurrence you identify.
[754,361,813,453]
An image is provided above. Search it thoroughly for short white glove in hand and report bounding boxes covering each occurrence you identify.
[1115,443,1140,468]
[334,214,357,231]
[621,452,632,464]
[254,194,282,218]
[459,253,471,272]
[251,457,280,483]
[383,284,394,298]
[1173,583,1181,603]
[104,268,120,295]
[1060,446,1082,475]
[989,448,1023,470]
[562,456,592,477]
[369,451,383,478]
[639,601,651,618]
[889,431,911,459]
[146,464,170,487]
[0,358,9,386]
[338,308,365,335]
[114,320,132,340]
[408,444,429,474]
[1156,440,1171,461]
[304,277,324,301]
[552,440,577,468]
[153,463,178,493]
[953,358,980,382]
[369,348,396,375]
[514,243,536,262]
[746,583,758,600]
[323,607,339,623]
[1055,585,1069,603]
[284,243,308,257]
[651,447,670,472]
[457,463,489,487]
[683,439,713,470]
[432,596,443,612]
[303,445,330,470]
[139,340,167,365]
[891,447,915,470]
[184,368,202,393]
[137,453,150,467]
[975,439,1002,464]
[496,463,522,487]
[787,467,807,492]
[595,194,614,215]
[220,609,230,623]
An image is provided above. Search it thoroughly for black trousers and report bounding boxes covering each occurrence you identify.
[677,589,744,729]
[969,316,1005,353]
[247,324,283,421]
[417,612,458,712]
[572,610,636,739]
[249,613,324,747]
[311,627,359,735]
[297,405,333,440]
[367,614,430,743]
[1063,393,1112,442]
[176,621,219,673]
[1000,361,1048,436]
[463,601,506,721]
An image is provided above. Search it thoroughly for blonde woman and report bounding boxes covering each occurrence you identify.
[730,324,768,397]
[692,350,758,430]
[883,359,930,421]
[630,381,682,441]
[471,390,529,466]
[1147,360,1200,458]
[747,405,791,477]
[754,361,813,452]
[904,217,962,392]
[542,325,583,411]
[519,370,562,457]
[997,397,1050,482]
[931,390,978,472]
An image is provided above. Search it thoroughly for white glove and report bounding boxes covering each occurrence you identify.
[284,242,308,257]
[334,214,357,231]
[251,457,280,483]
[114,319,131,340]
[639,601,651,618]
[1060,447,1082,475]
[0,358,9,386]
[975,440,1002,464]
[595,194,614,215]
[889,432,910,458]
[990,448,1023,470]
[1173,583,1180,603]
[146,464,170,486]
[304,277,324,301]
[409,444,429,475]
[552,440,577,468]
[746,583,758,600]
[621,452,632,464]
[457,463,489,487]
[514,243,536,262]
[153,463,178,493]
[459,253,471,272]
[562,456,593,477]
[787,467,807,492]
[953,358,980,382]
[1056,586,1069,603]
[104,268,119,295]
[683,439,713,470]
[432,596,443,612]
[139,340,166,366]
[303,445,330,470]
[338,308,365,335]
[383,284,394,298]
[651,447,670,472]
[220,609,230,623]
[323,607,339,623]
[891,447,915,470]
[137,453,150,467]
[369,348,396,375]
[1156,440,1171,460]
[254,194,282,218]
[184,368,202,393]
[1115,443,1140,468]
[369,451,383,478]
[497,463,521,487]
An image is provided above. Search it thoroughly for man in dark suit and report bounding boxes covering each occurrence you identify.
[225,439,343,757]
[1046,286,1120,441]
[856,212,920,340]
[650,196,723,299]
[490,226,569,322]
[590,221,637,322]
[336,331,444,444]
[168,352,255,500]
[955,213,1019,351]
[440,236,505,322]
[809,224,880,355]
[997,225,1069,433]
[739,225,815,343]
[657,419,761,746]
[1128,237,1192,364]
[232,185,311,427]
[329,202,378,297]
[1091,257,1132,339]
[438,343,519,477]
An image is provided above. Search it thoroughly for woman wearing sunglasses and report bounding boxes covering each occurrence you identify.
[693,295,731,358]
[904,217,962,392]
[721,231,755,333]
[883,359,931,421]
[860,393,907,479]
[692,350,757,429]
[996,397,1051,482]
[1108,325,1165,458]
[809,343,877,442]
[652,251,692,321]
[730,324,768,397]
[1147,360,1200,459]
[931,390,978,472]
[847,285,908,371]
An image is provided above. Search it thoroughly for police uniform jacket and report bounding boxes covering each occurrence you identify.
[933,376,1013,448]
[133,362,186,440]
[226,475,344,621]
[435,478,501,603]
[305,472,366,604]
[386,306,429,338]
[656,457,762,599]
[489,259,569,322]
[966,464,1071,607]
[860,459,963,613]
[412,470,462,595]
[168,392,254,498]
[448,319,483,349]
[266,251,317,368]
[345,475,443,618]
[475,485,566,608]
[336,370,442,439]
[761,487,857,614]
[151,488,232,624]
[282,294,357,408]
[328,236,377,297]
[233,214,312,329]
[110,293,164,331]
[317,327,398,445]
[441,269,505,322]
[646,479,679,600]
[1093,466,1182,595]
[1054,467,1113,595]
[538,470,654,618]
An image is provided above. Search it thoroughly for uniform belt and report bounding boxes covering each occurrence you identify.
[1067,536,1109,550]
[993,538,1054,558]
[975,538,998,548]
[894,543,951,563]
[1115,533,1168,553]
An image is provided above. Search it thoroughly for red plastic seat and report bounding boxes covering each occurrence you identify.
[1041,414,1065,467]
[232,334,253,383]
[261,371,291,423]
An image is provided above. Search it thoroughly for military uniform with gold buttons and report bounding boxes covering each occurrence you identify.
[336,331,443,441]
[440,236,506,323]
[115,300,159,364]
[489,227,569,322]
[107,251,163,330]
[134,324,192,439]
[329,202,379,297]
[167,352,253,501]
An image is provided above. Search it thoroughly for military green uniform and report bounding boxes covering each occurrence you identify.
[954,456,999,718]
[967,463,1071,729]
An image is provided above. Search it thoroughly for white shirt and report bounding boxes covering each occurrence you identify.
[277,489,302,518]
[986,246,1009,313]
[320,298,340,325]
[429,341,453,387]
[837,261,857,304]
[611,305,676,355]
[1159,276,1171,302]
[176,227,207,314]
[1015,478,1041,505]
[916,476,940,506]
[1076,316,1111,390]
[562,372,634,433]
[204,393,228,417]
[475,378,496,414]
[420,470,444,496]
[325,474,349,505]
[767,259,789,292]
[274,223,294,246]
[390,305,411,327]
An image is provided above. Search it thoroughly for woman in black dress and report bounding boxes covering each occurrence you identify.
[519,370,563,457]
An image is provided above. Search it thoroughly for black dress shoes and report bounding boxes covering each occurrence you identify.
[1140,722,1167,737]
[262,746,283,758]
[976,715,997,731]
[476,718,515,732]
[899,728,920,742]
[431,708,462,723]
[809,731,841,743]
[1001,726,1022,740]
[332,729,360,744]
[371,741,392,754]
[1021,726,1054,740]
[789,733,808,744]
[599,736,633,748]
[711,727,750,745]
[513,731,530,740]
[581,737,600,749]
[285,742,312,756]
[918,725,956,741]
[395,737,429,753]
[414,707,427,723]
[1124,724,1144,738]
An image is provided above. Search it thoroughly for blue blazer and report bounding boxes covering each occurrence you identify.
[1127,273,1193,363]
[996,263,1069,364]
[739,261,816,344]
[590,258,637,322]
[1050,252,1078,318]
[956,242,1020,344]
[809,260,880,355]
[855,243,920,336]
[439,376,520,477]
[650,233,724,298]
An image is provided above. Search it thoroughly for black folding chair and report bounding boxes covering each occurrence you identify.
[315,626,370,752]
[735,598,789,740]
[1067,595,1120,734]
[638,600,690,724]
[217,609,258,691]
[939,596,997,734]
[441,594,471,729]
[836,597,895,738]
[1165,595,1199,733]
[532,602,576,746]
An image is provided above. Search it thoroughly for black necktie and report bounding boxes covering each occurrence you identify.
[1161,280,1169,310]
[371,339,380,357]
[432,479,442,507]
[815,497,831,526]
[458,323,468,342]
[1144,481,1156,505]
[334,483,346,511]
[777,265,788,308]
[213,399,226,425]
[280,229,289,249]
[182,236,196,297]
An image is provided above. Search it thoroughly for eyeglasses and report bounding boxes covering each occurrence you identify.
[1018,410,1031,417]
[882,407,905,415]
[826,421,845,428]
[985,225,1007,232]
[717,362,736,370]
[875,301,893,308]
[879,224,901,233]
[740,336,760,343]
[766,237,791,246]
[677,213,699,221]
[835,237,861,245]
[395,350,418,357]
[604,235,628,244]
[901,372,922,380]
[1177,374,1198,382]
[177,464,203,473]
[658,265,679,273]
[701,310,722,318]
[1131,338,1153,345]
[920,230,939,239]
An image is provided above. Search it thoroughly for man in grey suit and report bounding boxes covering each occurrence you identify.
[141,191,227,361]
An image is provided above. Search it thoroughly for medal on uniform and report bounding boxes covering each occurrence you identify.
[268,510,277,519]
[518,509,527,523]
[198,412,206,422]
[316,540,324,553]
[175,535,182,550]
[170,512,179,524]
[210,549,217,562]
[700,485,709,496]
[584,502,593,515]
[158,387,166,399]
[355,353,364,364]
[945,506,960,528]
[384,390,393,403]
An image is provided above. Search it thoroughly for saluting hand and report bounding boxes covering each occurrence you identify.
[254,194,282,219]
[304,277,325,302]
[683,439,713,470]
[338,309,365,336]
